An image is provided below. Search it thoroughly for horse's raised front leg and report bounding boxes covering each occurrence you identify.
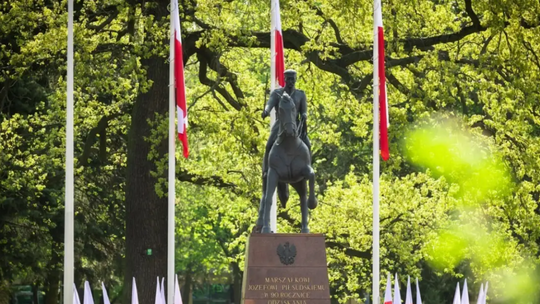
[305,166,318,209]
[262,168,279,233]
[291,181,309,233]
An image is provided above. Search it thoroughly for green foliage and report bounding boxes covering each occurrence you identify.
[1,0,136,291]
[2,0,540,302]
[404,118,514,202]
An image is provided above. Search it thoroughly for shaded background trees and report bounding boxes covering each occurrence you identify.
[2,0,540,303]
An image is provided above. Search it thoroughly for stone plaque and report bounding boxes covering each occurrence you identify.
[241,234,330,304]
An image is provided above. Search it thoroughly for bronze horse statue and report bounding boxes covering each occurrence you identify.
[256,92,317,233]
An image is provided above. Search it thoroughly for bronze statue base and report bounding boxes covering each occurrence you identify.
[241,233,331,304]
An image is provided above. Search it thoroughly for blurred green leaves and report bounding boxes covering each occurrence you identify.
[403,117,539,300]
[2,0,540,301]
[404,119,513,204]
[497,264,540,303]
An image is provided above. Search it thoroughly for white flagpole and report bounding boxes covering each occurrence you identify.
[372,0,381,303]
[168,0,176,302]
[269,0,278,233]
[64,0,75,302]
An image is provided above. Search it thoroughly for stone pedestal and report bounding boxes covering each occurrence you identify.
[241,234,331,304]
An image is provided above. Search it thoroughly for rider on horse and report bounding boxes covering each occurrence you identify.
[258,69,317,233]
[261,69,311,178]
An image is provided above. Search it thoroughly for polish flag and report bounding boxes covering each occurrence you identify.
[131,278,139,304]
[476,284,484,304]
[73,284,81,304]
[405,276,413,304]
[174,274,184,304]
[384,273,393,304]
[374,0,389,160]
[155,277,162,304]
[271,0,285,89]
[83,281,94,304]
[393,274,401,304]
[416,278,423,304]
[453,282,461,304]
[160,277,166,304]
[461,279,470,304]
[101,282,111,304]
[172,0,188,158]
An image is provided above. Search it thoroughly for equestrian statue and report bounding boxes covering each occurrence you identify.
[255,69,317,234]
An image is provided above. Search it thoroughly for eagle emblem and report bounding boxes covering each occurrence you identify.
[277,242,297,265]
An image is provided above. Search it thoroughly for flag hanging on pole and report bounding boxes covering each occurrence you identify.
[73,284,81,304]
[171,0,188,158]
[462,279,470,304]
[161,277,167,304]
[383,273,393,304]
[132,278,139,304]
[371,0,389,304]
[169,0,183,299]
[405,276,413,304]
[174,275,184,304]
[415,278,422,304]
[271,0,285,89]
[476,284,484,304]
[453,282,461,304]
[374,0,389,160]
[393,274,401,304]
[155,277,162,304]
[83,282,94,304]
[101,282,111,304]
[269,0,285,233]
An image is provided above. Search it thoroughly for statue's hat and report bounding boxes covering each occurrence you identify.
[284,69,297,76]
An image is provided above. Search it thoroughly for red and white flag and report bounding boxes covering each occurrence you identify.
[174,274,184,304]
[172,0,188,158]
[101,282,111,304]
[416,278,423,304]
[462,279,470,304]
[131,278,139,304]
[155,277,162,304]
[453,282,461,304]
[271,0,285,89]
[393,274,401,304]
[374,0,389,160]
[83,281,94,304]
[476,283,484,304]
[160,277,166,304]
[384,273,393,304]
[405,276,413,304]
[73,284,81,304]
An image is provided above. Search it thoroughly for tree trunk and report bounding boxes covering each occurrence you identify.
[232,263,242,304]
[123,0,170,303]
[44,270,59,304]
[32,283,39,304]
[182,271,192,304]
[44,241,61,304]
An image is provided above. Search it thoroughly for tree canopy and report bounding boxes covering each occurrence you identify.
[1,0,540,303]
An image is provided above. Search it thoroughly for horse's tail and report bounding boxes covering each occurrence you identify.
[277,182,289,209]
